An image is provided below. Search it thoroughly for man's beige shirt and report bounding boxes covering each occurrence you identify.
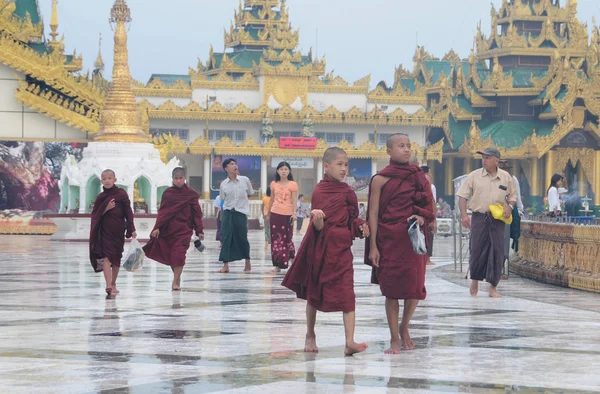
[456,167,517,213]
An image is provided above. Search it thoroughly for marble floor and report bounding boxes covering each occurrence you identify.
[1,232,599,393]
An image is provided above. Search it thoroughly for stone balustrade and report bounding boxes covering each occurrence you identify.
[511,219,600,293]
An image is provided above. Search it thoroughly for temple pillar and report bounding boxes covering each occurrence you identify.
[578,163,586,196]
[261,157,268,195]
[595,151,600,206]
[545,150,556,188]
[203,156,210,200]
[78,188,86,214]
[317,158,323,179]
[531,158,541,197]
[371,159,378,178]
[150,185,158,214]
[444,157,454,196]
[463,157,472,175]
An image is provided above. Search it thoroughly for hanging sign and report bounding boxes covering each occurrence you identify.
[279,137,317,149]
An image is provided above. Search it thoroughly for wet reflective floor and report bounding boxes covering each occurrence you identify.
[1,233,600,393]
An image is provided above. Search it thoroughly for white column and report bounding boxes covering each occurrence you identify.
[317,158,323,179]
[371,159,378,177]
[78,187,86,214]
[203,155,210,200]
[127,184,135,212]
[150,185,158,214]
[261,157,268,194]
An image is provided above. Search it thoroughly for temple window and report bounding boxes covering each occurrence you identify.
[150,128,189,142]
[369,133,393,147]
[315,132,355,144]
[209,130,246,142]
[274,131,302,138]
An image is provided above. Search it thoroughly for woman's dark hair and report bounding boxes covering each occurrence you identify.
[266,187,271,197]
[547,173,563,194]
[275,161,294,182]
[222,158,236,170]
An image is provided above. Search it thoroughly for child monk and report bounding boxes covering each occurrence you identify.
[366,133,435,354]
[282,147,370,355]
[89,169,137,296]
[143,167,204,291]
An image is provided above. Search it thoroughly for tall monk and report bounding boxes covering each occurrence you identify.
[89,169,137,296]
[143,167,204,291]
[366,133,435,354]
[282,147,370,356]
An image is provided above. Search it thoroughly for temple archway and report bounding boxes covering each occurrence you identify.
[85,177,101,213]
[134,176,151,213]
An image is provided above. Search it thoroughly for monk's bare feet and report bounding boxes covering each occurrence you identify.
[244,263,252,273]
[400,328,415,350]
[384,339,402,354]
[218,267,229,273]
[270,267,281,274]
[344,341,368,356]
[426,260,435,266]
[172,283,181,291]
[470,280,479,296]
[489,286,502,298]
[304,336,318,353]
[105,287,112,296]
[110,288,120,296]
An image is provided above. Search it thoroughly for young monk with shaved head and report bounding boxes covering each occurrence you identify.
[365,134,435,354]
[282,147,369,355]
[143,167,204,291]
[89,169,137,296]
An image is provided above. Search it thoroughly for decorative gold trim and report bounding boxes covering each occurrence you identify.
[0,225,58,235]
[133,78,192,98]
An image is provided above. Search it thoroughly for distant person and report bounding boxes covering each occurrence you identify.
[358,203,366,220]
[268,161,298,273]
[421,165,437,266]
[143,167,204,291]
[214,194,224,248]
[89,169,136,296]
[296,194,306,235]
[547,173,564,218]
[262,187,271,251]
[219,159,254,273]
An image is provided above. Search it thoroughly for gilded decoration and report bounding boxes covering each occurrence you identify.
[15,81,100,134]
[133,78,192,98]
[0,0,44,42]
[308,74,370,94]
[152,133,187,163]
[262,75,308,106]
[515,221,600,294]
[553,147,595,181]
[95,0,148,143]
[188,136,212,155]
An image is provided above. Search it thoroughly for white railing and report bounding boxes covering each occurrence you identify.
[200,200,263,219]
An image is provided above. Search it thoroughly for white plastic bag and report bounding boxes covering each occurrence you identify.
[123,239,145,272]
[408,220,427,255]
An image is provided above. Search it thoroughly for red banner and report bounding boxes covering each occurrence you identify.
[279,137,317,149]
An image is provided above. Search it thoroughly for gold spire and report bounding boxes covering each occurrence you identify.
[95,0,147,143]
[94,33,104,71]
[49,0,59,46]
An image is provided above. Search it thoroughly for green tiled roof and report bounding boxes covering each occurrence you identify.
[147,74,190,86]
[248,9,281,20]
[228,51,264,68]
[455,96,482,115]
[28,42,47,55]
[447,118,471,149]
[14,0,40,25]
[479,120,554,149]
[511,69,547,88]
[400,78,416,93]
[422,60,470,84]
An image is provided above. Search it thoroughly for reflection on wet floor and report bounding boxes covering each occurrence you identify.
[0,233,600,393]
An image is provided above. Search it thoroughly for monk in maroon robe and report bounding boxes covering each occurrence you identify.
[366,134,435,354]
[89,169,136,296]
[143,167,204,291]
[282,147,369,356]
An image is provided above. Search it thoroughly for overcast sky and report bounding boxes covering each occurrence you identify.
[40,0,600,87]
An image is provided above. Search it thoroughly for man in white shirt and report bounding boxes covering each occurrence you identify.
[218,158,255,273]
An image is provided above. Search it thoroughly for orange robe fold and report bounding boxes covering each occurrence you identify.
[365,161,434,300]
[282,175,365,313]
[89,186,135,272]
[143,184,204,267]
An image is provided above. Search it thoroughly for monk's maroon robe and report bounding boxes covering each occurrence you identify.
[365,161,435,300]
[143,184,204,267]
[282,175,365,313]
[89,186,135,272]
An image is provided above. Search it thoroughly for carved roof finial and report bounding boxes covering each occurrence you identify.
[49,0,60,48]
[94,33,104,71]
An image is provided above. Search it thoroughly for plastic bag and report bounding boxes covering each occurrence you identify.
[408,220,427,255]
[123,239,145,272]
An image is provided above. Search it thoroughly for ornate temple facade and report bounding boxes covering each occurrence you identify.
[1,0,600,210]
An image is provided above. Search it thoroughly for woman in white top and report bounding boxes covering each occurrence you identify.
[547,173,563,217]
